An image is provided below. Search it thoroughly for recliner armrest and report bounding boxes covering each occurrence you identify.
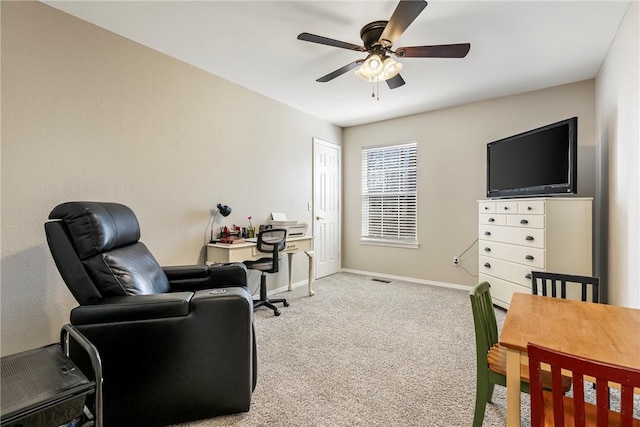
[70,292,193,325]
[167,263,248,292]
[163,264,209,280]
[207,262,248,286]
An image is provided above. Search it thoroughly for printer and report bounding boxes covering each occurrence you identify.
[267,213,308,238]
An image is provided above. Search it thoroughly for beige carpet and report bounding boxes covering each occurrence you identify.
[174,272,523,426]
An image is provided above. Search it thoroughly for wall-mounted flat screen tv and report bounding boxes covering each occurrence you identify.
[486,117,578,198]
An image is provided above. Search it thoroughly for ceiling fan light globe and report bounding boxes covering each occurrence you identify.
[360,54,384,77]
[354,67,377,82]
[382,58,403,80]
[355,47,404,84]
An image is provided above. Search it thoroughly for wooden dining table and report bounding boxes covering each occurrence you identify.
[499,293,640,426]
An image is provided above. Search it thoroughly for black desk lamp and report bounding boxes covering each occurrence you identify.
[209,203,232,243]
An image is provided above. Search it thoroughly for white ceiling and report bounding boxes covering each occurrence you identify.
[44,1,631,127]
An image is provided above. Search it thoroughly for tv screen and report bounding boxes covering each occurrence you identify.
[486,117,577,198]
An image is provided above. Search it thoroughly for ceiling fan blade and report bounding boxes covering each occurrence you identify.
[316,60,365,83]
[379,0,428,47]
[297,32,366,52]
[396,43,471,58]
[386,74,406,89]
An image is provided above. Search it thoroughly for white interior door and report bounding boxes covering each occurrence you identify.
[313,138,341,279]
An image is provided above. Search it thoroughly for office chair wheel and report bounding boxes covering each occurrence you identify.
[283,301,290,307]
[274,309,281,316]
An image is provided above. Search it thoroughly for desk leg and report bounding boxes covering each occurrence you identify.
[506,348,522,427]
[287,253,294,292]
[286,251,315,296]
[305,250,315,296]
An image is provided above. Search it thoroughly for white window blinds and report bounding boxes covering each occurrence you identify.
[361,142,418,246]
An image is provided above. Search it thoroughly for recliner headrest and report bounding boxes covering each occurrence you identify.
[49,201,141,260]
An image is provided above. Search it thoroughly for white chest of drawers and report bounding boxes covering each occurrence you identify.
[478,197,592,308]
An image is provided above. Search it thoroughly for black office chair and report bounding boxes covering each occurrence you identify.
[531,271,600,303]
[244,228,290,316]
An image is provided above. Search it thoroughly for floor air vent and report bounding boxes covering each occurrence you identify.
[371,278,391,283]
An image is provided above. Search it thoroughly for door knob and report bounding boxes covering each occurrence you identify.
[316,216,325,221]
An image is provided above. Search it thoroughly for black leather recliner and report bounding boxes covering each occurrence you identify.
[45,201,256,427]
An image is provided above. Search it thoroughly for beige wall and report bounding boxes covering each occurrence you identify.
[595,1,639,308]
[2,1,637,359]
[0,2,341,355]
[342,81,596,286]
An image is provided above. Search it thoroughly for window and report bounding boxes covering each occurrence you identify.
[361,141,418,248]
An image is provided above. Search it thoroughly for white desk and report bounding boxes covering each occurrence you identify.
[206,236,315,296]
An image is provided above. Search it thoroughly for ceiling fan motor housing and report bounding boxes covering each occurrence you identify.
[360,21,389,49]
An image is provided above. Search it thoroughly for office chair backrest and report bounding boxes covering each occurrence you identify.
[255,228,287,274]
[46,201,170,304]
[469,282,499,367]
[528,342,640,427]
[531,271,600,303]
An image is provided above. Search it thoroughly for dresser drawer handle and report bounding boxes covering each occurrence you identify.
[503,206,509,210]
[484,262,491,268]
[525,236,534,241]
[520,219,529,224]
[525,273,532,280]
[488,218,495,222]
[525,255,534,260]
[484,231,491,236]
[484,206,490,210]
[484,247,491,252]
[527,206,532,211]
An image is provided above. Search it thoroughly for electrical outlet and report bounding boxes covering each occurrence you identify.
[453,257,460,266]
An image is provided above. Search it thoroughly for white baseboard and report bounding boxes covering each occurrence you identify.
[340,268,471,292]
[268,279,309,296]
[265,270,471,297]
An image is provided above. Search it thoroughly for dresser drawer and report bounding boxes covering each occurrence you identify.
[479,214,506,226]
[506,214,545,229]
[479,201,496,214]
[479,240,545,268]
[518,199,545,214]
[479,256,535,287]
[479,274,530,309]
[479,225,545,249]
[496,201,518,213]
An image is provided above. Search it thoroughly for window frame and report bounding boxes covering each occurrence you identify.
[360,141,419,249]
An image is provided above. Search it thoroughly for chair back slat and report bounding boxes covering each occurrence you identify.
[595,379,609,426]
[550,365,567,425]
[531,271,600,303]
[572,375,586,426]
[527,343,640,427]
[620,386,635,426]
[469,282,498,361]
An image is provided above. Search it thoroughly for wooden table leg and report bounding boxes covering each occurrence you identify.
[506,347,522,426]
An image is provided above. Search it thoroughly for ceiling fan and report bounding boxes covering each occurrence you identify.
[297,0,470,90]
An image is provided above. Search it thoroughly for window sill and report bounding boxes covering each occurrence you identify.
[359,239,420,249]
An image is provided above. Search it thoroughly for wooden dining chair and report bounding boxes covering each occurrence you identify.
[531,271,600,303]
[469,282,570,427]
[528,342,640,427]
